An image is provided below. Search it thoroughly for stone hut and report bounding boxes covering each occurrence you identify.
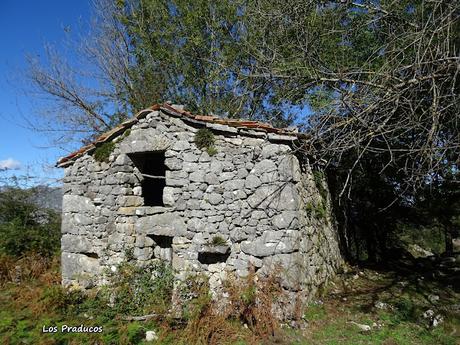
[57,103,343,313]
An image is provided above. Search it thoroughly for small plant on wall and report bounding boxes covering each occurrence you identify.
[194,128,217,156]
[210,235,227,246]
[93,141,115,162]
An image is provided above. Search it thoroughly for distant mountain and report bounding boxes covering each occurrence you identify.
[30,185,62,212]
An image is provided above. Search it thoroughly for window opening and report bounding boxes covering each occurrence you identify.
[129,152,166,206]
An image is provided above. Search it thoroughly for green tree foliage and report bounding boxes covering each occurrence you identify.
[0,186,61,258]
[115,0,289,122]
[26,0,291,147]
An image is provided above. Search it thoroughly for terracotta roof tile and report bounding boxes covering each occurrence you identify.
[57,103,299,167]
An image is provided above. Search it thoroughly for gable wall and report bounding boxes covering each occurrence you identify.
[61,109,343,314]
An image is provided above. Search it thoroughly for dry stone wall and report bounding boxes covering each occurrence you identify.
[61,108,343,314]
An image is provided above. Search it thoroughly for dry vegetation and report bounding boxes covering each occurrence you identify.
[1,254,459,345]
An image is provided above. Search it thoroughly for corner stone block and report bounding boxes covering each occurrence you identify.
[247,185,279,209]
[276,184,300,210]
[61,234,93,253]
[272,211,298,230]
[62,195,96,213]
[259,253,307,290]
[61,213,78,234]
[61,252,101,281]
[61,252,82,281]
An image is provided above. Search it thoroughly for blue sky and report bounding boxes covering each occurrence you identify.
[0,0,91,185]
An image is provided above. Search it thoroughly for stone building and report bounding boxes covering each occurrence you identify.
[57,103,343,313]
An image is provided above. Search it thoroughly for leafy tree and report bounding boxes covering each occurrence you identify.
[26,0,291,146]
[0,184,61,258]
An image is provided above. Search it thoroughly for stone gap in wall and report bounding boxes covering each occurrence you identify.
[128,151,166,206]
[82,252,99,259]
[198,252,231,264]
[148,235,173,248]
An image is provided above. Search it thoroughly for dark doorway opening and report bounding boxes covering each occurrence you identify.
[129,152,166,206]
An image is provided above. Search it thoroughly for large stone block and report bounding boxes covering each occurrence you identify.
[240,230,299,257]
[259,253,307,290]
[62,195,96,213]
[251,159,277,175]
[190,170,205,182]
[61,252,82,280]
[278,155,302,182]
[221,179,245,191]
[134,247,153,260]
[162,187,176,207]
[272,211,298,229]
[136,213,186,236]
[245,175,262,189]
[171,140,190,151]
[247,185,280,209]
[119,129,170,153]
[119,196,144,207]
[261,144,290,158]
[61,252,101,281]
[61,213,78,234]
[61,234,93,253]
[164,157,182,170]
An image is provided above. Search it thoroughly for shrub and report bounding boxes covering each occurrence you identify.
[93,141,115,162]
[0,187,61,258]
[305,201,328,222]
[177,274,212,321]
[194,128,215,149]
[0,219,60,258]
[394,297,418,322]
[106,260,174,316]
[240,284,256,306]
[0,253,58,285]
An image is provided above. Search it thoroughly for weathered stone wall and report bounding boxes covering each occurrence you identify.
[61,108,343,313]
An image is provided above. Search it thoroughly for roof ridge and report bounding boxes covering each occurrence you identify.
[56,103,300,167]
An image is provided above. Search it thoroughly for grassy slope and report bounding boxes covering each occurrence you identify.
[296,268,460,345]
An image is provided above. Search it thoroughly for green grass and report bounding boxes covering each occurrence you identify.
[0,256,458,345]
[396,223,445,255]
[296,267,459,345]
[304,303,327,321]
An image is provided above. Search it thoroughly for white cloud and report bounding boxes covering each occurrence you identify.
[0,158,21,170]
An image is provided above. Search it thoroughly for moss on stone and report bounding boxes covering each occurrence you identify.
[93,141,115,162]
